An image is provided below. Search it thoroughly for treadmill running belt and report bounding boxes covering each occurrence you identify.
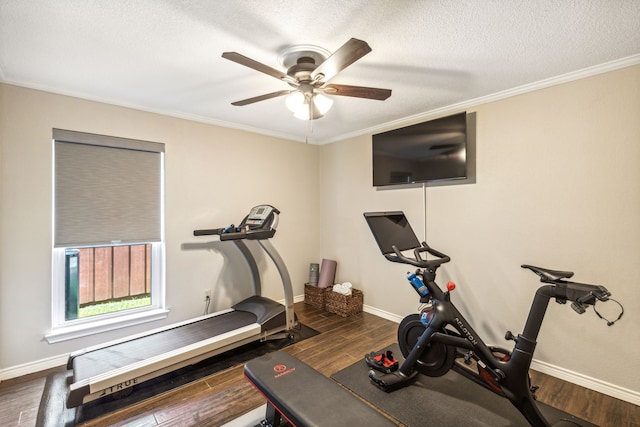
[72,310,257,381]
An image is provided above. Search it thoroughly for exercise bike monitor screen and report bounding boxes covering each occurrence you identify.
[364,211,421,255]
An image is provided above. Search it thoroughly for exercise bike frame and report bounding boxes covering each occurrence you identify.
[369,242,611,427]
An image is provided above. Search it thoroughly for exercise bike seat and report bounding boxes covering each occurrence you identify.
[521,264,574,282]
[244,351,396,427]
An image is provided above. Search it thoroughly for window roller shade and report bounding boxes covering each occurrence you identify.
[54,129,164,247]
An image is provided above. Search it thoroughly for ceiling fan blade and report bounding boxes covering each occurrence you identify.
[231,90,292,106]
[323,84,391,100]
[222,52,294,83]
[310,38,372,83]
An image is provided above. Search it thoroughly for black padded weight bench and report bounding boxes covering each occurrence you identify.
[244,351,396,426]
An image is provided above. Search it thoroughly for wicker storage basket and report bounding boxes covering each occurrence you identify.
[325,288,363,317]
[304,284,333,310]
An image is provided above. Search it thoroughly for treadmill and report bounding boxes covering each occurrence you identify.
[65,204,297,408]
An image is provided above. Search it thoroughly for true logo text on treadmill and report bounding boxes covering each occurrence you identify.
[99,378,139,397]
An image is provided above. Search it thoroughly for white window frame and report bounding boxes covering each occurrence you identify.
[46,131,168,343]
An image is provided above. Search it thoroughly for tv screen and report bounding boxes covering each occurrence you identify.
[372,112,468,186]
[364,211,421,255]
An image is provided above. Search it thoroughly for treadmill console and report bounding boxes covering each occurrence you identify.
[243,205,278,229]
[193,204,280,240]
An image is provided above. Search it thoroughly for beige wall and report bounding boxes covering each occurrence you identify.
[1,64,638,400]
[0,84,320,368]
[319,65,640,395]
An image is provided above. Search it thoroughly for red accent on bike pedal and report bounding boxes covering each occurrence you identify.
[383,353,398,368]
[447,282,456,291]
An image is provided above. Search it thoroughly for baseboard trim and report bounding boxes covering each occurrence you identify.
[0,353,68,382]
[363,304,403,324]
[530,359,640,406]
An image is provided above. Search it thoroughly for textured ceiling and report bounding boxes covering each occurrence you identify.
[1,0,639,144]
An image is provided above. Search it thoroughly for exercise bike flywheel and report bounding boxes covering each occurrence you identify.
[397,314,456,377]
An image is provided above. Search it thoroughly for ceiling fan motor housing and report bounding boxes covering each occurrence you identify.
[287,57,318,83]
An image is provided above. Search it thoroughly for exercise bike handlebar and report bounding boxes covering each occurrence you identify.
[385,242,451,269]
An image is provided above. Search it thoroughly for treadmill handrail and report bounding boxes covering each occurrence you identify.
[257,239,296,331]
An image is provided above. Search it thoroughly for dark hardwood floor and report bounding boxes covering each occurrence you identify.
[1,302,637,426]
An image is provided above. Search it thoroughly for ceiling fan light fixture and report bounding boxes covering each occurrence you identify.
[288,91,333,120]
[292,98,320,120]
[293,107,313,120]
[285,91,306,113]
[314,93,333,115]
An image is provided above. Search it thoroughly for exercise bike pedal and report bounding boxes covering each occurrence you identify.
[368,369,418,393]
[365,350,399,374]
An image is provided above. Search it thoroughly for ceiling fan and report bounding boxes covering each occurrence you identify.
[222,38,392,120]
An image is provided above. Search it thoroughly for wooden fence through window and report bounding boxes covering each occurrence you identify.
[77,244,151,306]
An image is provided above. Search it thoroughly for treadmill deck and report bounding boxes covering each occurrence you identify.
[72,310,257,381]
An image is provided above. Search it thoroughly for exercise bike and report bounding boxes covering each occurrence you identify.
[364,211,621,427]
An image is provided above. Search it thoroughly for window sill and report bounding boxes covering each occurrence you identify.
[45,308,170,344]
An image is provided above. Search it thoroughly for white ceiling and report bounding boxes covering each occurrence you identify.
[1,1,639,144]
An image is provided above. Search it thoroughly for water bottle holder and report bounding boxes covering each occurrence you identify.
[419,303,435,325]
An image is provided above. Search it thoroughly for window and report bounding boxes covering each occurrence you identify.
[47,129,166,343]
[64,245,152,320]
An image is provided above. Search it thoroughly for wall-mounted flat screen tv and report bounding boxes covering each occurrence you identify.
[372,112,468,186]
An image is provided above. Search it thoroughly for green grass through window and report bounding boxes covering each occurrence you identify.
[79,296,151,318]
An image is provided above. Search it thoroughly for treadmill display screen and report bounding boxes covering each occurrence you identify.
[246,205,274,226]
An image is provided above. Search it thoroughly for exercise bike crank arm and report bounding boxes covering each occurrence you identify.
[369,322,441,392]
[398,324,440,376]
[368,368,419,393]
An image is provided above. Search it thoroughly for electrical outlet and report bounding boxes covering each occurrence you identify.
[204,289,211,300]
